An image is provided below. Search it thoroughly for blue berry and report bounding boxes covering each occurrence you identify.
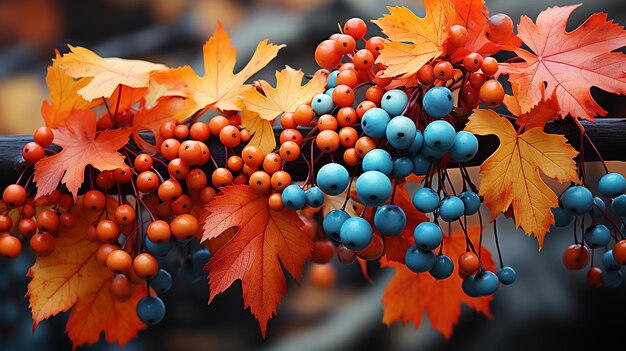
[591,197,606,219]
[429,254,454,279]
[317,163,349,196]
[282,185,306,210]
[462,275,481,297]
[381,89,409,116]
[327,70,339,88]
[449,131,479,162]
[413,222,443,250]
[611,194,626,216]
[361,108,390,138]
[497,266,516,285]
[174,237,191,247]
[305,186,325,208]
[602,250,620,270]
[362,149,394,175]
[374,204,406,236]
[551,207,574,227]
[407,130,424,153]
[405,245,436,273]
[393,157,414,177]
[598,172,626,198]
[413,187,440,213]
[386,116,417,149]
[145,237,174,257]
[311,93,334,115]
[323,209,350,241]
[150,269,173,293]
[423,120,456,152]
[412,154,433,176]
[459,191,481,215]
[584,224,611,249]
[423,86,454,118]
[192,249,212,277]
[474,270,499,296]
[421,144,446,160]
[439,196,465,222]
[325,88,335,96]
[355,171,392,206]
[601,268,623,289]
[560,186,593,215]
[137,296,166,325]
[340,217,373,251]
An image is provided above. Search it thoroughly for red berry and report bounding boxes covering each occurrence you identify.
[563,244,589,270]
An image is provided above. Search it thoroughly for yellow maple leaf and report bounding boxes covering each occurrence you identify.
[154,22,285,119]
[240,108,276,153]
[465,109,579,247]
[54,45,167,101]
[242,66,327,121]
[41,52,98,128]
[372,1,455,79]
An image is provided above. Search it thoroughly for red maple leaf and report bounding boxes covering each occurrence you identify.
[201,185,313,337]
[499,4,626,121]
[34,110,130,199]
[381,226,494,338]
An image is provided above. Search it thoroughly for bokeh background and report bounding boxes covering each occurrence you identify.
[0,0,625,350]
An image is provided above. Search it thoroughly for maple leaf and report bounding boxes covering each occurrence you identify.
[373,1,455,79]
[381,226,494,339]
[201,185,313,337]
[132,97,187,153]
[499,5,626,121]
[106,85,148,114]
[464,109,579,247]
[242,66,327,121]
[240,108,276,154]
[154,22,285,119]
[41,52,97,128]
[448,0,521,62]
[504,87,560,130]
[27,199,147,349]
[55,45,167,101]
[34,110,130,199]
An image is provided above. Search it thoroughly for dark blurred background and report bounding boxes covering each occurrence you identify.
[0,0,625,350]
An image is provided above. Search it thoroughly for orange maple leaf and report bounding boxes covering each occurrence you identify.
[201,185,313,337]
[464,109,579,247]
[154,22,285,119]
[381,226,494,339]
[106,85,149,115]
[240,108,276,153]
[27,199,147,349]
[41,51,97,128]
[55,45,166,101]
[243,66,327,121]
[504,88,560,130]
[34,110,130,199]
[373,1,455,79]
[499,5,626,121]
[448,0,522,62]
[132,97,187,153]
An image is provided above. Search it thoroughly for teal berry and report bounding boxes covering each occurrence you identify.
[598,172,626,198]
[136,296,166,325]
[361,107,390,138]
[323,209,350,242]
[340,217,373,251]
[381,89,409,116]
[386,116,417,150]
[316,163,350,196]
[423,86,454,118]
[374,204,407,236]
[362,148,394,175]
[355,171,392,207]
[311,93,334,115]
[405,245,436,273]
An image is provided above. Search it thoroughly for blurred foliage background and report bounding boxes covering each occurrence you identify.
[0,0,625,350]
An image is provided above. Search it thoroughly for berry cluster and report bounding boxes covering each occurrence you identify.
[555,172,626,288]
[272,15,521,297]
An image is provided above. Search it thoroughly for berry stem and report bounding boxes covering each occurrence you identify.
[493,218,504,269]
[113,85,123,120]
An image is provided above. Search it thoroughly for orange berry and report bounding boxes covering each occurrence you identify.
[336,69,358,88]
[338,127,358,147]
[312,240,335,264]
[279,129,303,146]
[136,171,159,193]
[174,124,189,139]
[114,204,136,225]
[318,114,338,131]
[241,145,265,167]
[106,249,132,274]
[366,36,386,59]
[34,126,54,146]
[355,136,376,157]
[190,122,210,141]
[159,121,176,139]
[0,215,12,232]
[36,209,59,233]
[271,171,291,191]
[563,244,589,270]
[209,116,230,136]
[248,171,272,194]
[463,52,483,72]
[133,253,159,279]
[279,141,300,162]
[458,252,480,273]
[365,85,384,106]
[356,100,376,118]
[335,34,356,54]
[18,218,36,237]
[479,79,505,107]
[170,214,199,240]
[417,65,435,85]
[147,220,171,243]
[84,190,106,212]
[96,170,116,189]
[481,57,499,76]
[110,274,134,301]
[315,39,342,69]
[219,125,241,147]
[280,112,298,129]
[59,212,77,229]
[433,61,454,81]
[332,84,355,107]
[316,130,340,153]
[30,232,55,257]
[336,107,357,127]
[171,194,192,214]
[268,193,284,211]
[22,142,45,164]
[343,148,360,166]
[186,169,208,191]
[343,18,367,40]
[96,243,119,266]
[212,168,234,188]
[353,49,374,71]
[3,184,27,207]
[293,104,315,127]
[168,158,190,179]
[0,235,22,259]
[114,166,133,184]
[262,153,282,174]
[96,219,120,243]
[179,140,203,166]
[449,24,468,47]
